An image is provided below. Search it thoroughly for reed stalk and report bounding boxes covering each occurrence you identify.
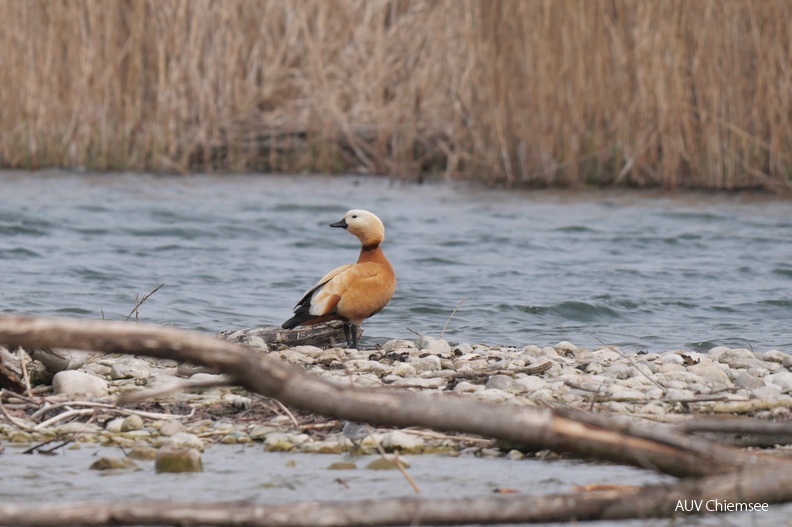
[1,0,790,190]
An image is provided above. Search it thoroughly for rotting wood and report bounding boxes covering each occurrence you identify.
[217,320,359,348]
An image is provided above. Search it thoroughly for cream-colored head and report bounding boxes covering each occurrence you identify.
[330,209,385,247]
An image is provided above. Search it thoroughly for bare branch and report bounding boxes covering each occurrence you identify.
[124,284,164,322]
[1,467,792,526]
[0,314,783,480]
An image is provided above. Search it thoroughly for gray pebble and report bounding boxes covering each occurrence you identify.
[416,336,452,356]
[52,370,108,397]
[485,374,515,391]
[389,377,445,389]
[381,430,424,451]
[687,364,730,386]
[751,385,783,399]
[735,372,766,390]
[452,381,482,393]
[158,420,185,437]
[165,432,205,451]
[658,354,684,365]
[121,414,144,432]
[409,355,442,372]
[782,355,792,370]
[766,371,792,391]
[380,339,417,352]
[110,358,151,380]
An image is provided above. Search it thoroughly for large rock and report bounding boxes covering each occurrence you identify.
[52,370,108,397]
[30,348,99,373]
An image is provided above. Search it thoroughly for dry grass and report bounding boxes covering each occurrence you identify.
[1,0,791,190]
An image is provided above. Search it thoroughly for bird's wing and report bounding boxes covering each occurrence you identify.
[294,263,354,316]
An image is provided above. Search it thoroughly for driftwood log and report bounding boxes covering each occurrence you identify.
[217,321,359,349]
[0,314,791,526]
[0,321,352,393]
[0,467,791,527]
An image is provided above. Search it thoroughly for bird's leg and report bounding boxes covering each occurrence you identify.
[342,322,353,348]
[350,324,359,350]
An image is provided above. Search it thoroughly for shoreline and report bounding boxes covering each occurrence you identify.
[2,337,792,455]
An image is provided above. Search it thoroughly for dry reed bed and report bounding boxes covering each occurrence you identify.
[1,0,790,190]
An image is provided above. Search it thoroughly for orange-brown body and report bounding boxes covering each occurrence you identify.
[282,210,396,348]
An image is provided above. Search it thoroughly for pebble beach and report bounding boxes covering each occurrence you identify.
[3,335,792,457]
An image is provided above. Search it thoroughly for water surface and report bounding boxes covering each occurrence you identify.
[2,171,791,352]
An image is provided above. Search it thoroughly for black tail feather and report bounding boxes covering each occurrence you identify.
[282,309,314,329]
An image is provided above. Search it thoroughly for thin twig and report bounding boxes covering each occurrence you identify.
[29,400,193,421]
[125,284,164,322]
[34,408,95,430]
[439,298,465,340]
[17,348,33,397]
[588,381,608,412]
[406,327,423,338]
[373,440,421,494]
[23,439,73,455]
[0,389,36,405]
[393,450,421,494]
[0,397,36,431]
[271,398,300,428]
[119,378,234,403]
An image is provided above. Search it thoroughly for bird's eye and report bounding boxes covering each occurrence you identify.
[352,215,358,219]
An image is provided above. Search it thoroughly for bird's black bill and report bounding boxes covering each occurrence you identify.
[330,218,348,229]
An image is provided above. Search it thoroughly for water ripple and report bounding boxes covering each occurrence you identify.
[2,172,792,351]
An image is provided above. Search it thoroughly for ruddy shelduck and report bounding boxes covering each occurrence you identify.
[282,209,396,349]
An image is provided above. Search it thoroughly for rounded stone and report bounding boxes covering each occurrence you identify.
[380,431,424,452]
[454,343,474,355]
[121,414,144,432]
[52,371,108,397]
[766,371,792,391]
[760,350,786,363]
[110,358,151,380]
[687,364,730,386]
[104,417,125,433]
[415,336,452,356]
[392,363,417,377]
[452,381,482,393]
[158,420,185,437]
[409,355,442,372]
[155,447,203,473]
[734,372,766,390]
[782,355,792,370]
[554,341,578,351]
[592,348,622,363]
[289,345,325,358]
[751,385,783,399]
[165,432,204,451]
[658,354,684,365]
[485,374,515,391]
[477,389,515,403]
[90,457,139,471]
[380,339,417,352]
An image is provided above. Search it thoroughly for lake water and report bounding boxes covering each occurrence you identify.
[0,443,789,526]
[2,171,792,525]
[1,171,791,352]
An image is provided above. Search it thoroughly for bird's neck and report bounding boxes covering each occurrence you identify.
[357,244,389,265]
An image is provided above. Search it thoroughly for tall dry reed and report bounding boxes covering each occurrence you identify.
[1,0,790,190]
